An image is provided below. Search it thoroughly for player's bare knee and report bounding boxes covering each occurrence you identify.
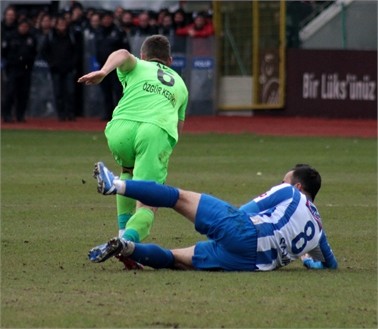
[177,189,200,204]
[171,247,195,270]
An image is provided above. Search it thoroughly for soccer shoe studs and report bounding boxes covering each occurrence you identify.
[93,161,117,195]
[88,238,125,263]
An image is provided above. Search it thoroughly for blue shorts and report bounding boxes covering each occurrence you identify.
[192,194,258,271]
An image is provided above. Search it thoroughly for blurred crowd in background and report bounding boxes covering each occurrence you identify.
[1,1,214,123]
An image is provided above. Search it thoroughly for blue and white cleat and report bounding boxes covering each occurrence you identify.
[88,237,126,263]
[93,161,117,195]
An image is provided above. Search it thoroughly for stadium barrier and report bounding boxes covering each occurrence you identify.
[28,59,56,118]
[26,37,376,119]
[27,34,216,118]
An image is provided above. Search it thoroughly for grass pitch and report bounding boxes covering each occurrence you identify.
[1,130,377,328]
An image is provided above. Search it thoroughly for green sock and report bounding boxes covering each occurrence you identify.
[122,228,140,243]
[117,214,131,231]
[123,207,154,242]
[117,172,135,230]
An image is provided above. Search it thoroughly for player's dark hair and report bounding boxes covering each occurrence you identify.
[140,34,171,64]
[291,164,321,201]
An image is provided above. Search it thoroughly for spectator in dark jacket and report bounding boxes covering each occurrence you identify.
[69,2,86,117]
[120,10,136,38]
[158,13,175,40]
[2,19,37,122]
[1,6,18,39]
[113,6,124,28]
[134,11,158,37]
[95,10,130,121]
[1,5,19,116]
[42,16,79,121]
[35,13,53,55]
[172,9,188,31]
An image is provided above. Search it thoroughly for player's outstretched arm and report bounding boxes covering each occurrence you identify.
[77,49,136,85]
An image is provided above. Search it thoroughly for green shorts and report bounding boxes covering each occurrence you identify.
[105,119,176,183]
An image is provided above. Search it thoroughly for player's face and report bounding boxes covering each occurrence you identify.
[282,171,294,184]
[283,170,303,193]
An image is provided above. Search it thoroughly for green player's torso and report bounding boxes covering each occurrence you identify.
[112,59,188,142]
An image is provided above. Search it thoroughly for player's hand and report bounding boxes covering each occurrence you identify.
[77,70,107,85]
[301,254,325,270]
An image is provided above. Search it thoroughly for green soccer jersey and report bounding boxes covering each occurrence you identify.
[113,58,188,142]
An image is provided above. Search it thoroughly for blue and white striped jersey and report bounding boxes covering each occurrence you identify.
[239,183,336,271]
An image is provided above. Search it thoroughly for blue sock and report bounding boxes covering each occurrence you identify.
[124,180,179,208]
[130,243,175,269]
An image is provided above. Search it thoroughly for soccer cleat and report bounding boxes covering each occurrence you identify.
[116,254,144,271]
[88,237,126,263]
[93,162,117,195]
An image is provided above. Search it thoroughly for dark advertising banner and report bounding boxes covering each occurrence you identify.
[285,49,377,119]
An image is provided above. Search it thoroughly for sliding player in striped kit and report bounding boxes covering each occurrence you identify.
[89,163,338,272]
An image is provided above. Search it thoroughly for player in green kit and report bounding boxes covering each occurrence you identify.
[78,35,188,269]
